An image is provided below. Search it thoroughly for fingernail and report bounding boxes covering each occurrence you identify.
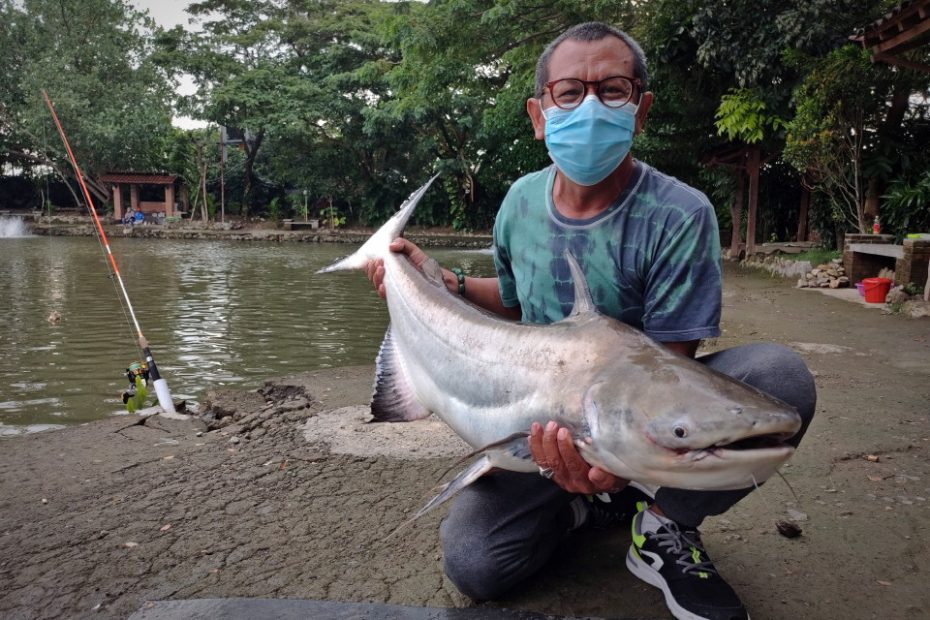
[546,421,557,432]
[558,428,569,440]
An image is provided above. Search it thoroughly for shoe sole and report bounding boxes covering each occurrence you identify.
[625,546,751,620]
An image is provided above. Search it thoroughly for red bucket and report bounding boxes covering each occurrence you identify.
[862,277,892,303]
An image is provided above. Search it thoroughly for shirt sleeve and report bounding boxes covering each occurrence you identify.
[492,214,520,309]
[642,204,722,342]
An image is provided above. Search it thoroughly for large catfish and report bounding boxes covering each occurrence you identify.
[319,176,801,517]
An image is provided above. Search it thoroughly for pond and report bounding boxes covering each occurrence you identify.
[0,234,493,436]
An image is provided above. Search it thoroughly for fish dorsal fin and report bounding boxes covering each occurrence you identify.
[565,252,596,317]
[370,326,432,422]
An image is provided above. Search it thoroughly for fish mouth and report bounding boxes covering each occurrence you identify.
[682,432,796,458]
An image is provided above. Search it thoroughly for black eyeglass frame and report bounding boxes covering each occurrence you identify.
[542,75,643,110]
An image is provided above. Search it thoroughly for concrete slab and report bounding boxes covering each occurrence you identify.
[128,599,629,620]
[798,286,886,308]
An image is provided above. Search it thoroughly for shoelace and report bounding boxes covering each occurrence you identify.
[652,520,719,577]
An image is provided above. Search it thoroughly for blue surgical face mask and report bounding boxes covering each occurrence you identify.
[543,94,638,186]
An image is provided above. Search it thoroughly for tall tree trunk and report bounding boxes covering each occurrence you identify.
[730,171,744,259]
[746,146,761,256]
[797,182,810,242]
[866,81,911,222]
[241,128,265,219]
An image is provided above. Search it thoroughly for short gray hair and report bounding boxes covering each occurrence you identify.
[534,22,648,98]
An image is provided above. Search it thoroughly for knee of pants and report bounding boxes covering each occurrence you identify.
[439,517,512,601]
[732,343,817,427]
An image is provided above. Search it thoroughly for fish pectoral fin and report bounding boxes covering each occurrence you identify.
[416,435,536,520]
[385,434,536,540]
[419,256,445,288]
[370,325,431,422]
[384,454,495,541]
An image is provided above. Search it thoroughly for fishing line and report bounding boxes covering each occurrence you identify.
[41,90,180,417]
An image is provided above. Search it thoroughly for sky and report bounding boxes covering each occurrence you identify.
[131,0,206,129]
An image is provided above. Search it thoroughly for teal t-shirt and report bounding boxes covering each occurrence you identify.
[493,162,721,342]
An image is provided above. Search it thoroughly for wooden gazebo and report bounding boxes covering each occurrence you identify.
[100,172,180,222]
[850,0,930,74]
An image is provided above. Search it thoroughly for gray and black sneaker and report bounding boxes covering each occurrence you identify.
[626,503,749,620]
[571,484,655,530]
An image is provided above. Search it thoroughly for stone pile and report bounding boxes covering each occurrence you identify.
[796,258,849,289]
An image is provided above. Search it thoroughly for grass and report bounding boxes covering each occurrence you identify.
[783,248,841,265]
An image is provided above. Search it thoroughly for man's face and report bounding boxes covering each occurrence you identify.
[528,37,653,141]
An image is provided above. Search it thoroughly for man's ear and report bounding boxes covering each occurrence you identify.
[527,97,546,141]
[634,92,653,136]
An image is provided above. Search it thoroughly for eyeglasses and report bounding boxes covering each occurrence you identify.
[543,75,641,110]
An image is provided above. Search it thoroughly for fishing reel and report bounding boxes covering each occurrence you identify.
[122,361,150,405]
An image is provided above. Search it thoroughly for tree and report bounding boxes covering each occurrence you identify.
[784,44,930,237]
[0,0,175,206]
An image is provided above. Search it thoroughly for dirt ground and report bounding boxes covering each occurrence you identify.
[1,263,929,620]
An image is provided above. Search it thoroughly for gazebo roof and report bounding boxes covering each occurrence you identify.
[100,172,178,185]
[850,0,930,74]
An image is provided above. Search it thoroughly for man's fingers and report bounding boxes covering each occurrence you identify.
[557,428,588,475]
[589,467,626,492]
[541,421,562,470]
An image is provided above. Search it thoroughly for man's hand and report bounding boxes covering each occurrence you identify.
[365,238,431,299]
[529,421,628,494]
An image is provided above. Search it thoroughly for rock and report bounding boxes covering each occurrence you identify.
[229,436,240,445]
[886,287,911,305]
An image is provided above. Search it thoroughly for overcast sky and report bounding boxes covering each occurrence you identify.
[133,0,196,30]
[131,0,205,128]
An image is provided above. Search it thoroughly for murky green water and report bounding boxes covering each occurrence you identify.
[0,235,493,435]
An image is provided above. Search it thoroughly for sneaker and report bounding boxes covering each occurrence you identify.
[626,504,749,620]
[570,484,655,530]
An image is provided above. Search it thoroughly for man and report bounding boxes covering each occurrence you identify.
[368,22,815,620]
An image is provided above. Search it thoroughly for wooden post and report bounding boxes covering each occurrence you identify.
[112,185,122,221]
[165,184,175,217]
[746,146,760,256]
[130,184,140,213]
[219,128,225,224]
[730,171,744,259]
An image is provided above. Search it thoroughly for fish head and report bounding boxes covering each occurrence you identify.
[580,364,802,491]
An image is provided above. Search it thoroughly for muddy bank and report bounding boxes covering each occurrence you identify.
[1,266,929,619]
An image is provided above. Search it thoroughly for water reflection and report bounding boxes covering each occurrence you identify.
[0,236,494,432]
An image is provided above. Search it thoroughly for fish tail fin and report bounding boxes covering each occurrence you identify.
[315,174,440,274]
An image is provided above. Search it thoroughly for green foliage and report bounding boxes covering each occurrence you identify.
[883,171,930,242]
[784,248,841,265]
[715,89,784,144]
[0,0,175,194]
[2,0,929,240]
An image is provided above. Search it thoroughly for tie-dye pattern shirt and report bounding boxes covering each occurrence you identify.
[493,162,721,342]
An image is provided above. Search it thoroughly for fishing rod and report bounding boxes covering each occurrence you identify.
[42,90,181,418]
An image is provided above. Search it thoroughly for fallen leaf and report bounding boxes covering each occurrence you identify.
[877,580,892,586]
[159,523,172,532]
[124,541,139,548]
[162,455,174,460]
[866,454,880,462]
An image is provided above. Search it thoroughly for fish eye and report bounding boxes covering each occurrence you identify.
[673,426,688,439]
